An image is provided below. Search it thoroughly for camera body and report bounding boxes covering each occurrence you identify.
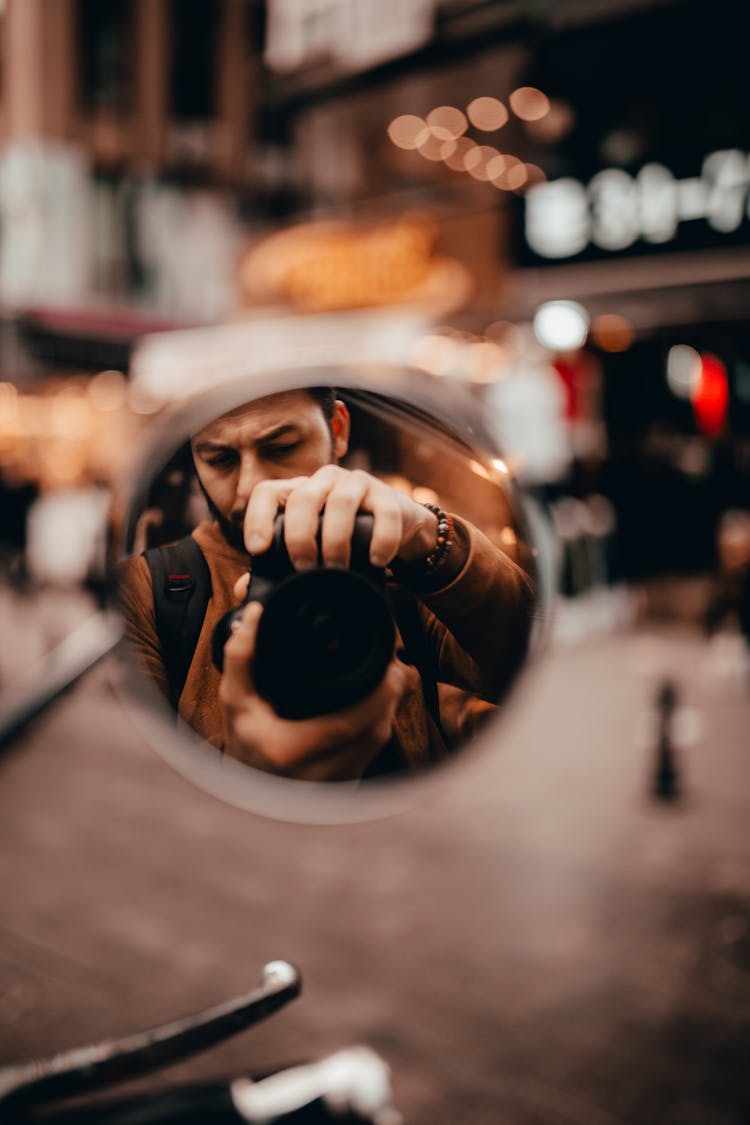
[212,513,396,720]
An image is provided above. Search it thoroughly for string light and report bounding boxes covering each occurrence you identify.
[426,106,468,141]
[441,136,475,171]
[509,86,550,121]
[465,145,500,181]
[417,131,448,161]
[467,97,508,131]
[490,154,525,190]
[388,90,552,195]
[387,114,429,150]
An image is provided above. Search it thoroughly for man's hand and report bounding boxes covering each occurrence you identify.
[242,465,439,571]
[219,599,407,781]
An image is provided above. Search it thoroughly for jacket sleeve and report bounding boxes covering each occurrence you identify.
[117,554,170,701]
[417,516,536,703]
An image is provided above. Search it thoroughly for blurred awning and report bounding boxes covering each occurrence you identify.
[504,247,750,333]
[16,306,192,372]
[129,308,434,406]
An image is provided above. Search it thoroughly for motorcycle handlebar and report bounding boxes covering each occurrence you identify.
[22,1048,400,1125]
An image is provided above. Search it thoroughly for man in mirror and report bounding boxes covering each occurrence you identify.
[119,387,534,781]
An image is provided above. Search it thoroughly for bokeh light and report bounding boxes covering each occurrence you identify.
[466,97,508,131]
[417,130,449,161]
[441,136,475,170]
[387,114,429,149]
[426,105,468,141]
[489,154,526,190]
[486,152,507,179]
[465,145,501,181]
[87,369,127,412]
[590,314,635,352]
[692,354,729,437]
[533,300,590,351]
[666,344,702,398]
[509,86,551,121]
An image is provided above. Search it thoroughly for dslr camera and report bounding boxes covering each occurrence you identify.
[212,513,396,720]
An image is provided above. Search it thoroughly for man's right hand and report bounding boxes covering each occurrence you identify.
[242,465,441,571]
[218,601,407,781]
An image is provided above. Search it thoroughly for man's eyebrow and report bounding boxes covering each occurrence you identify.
[193,424,302,452]
[255,423,302,443]
[193,439,235,453]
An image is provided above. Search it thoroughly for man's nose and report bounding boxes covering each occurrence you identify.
[235,452,263,502]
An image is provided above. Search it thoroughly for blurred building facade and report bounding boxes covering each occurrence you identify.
[0,0,259,338]
[0,0,749,597]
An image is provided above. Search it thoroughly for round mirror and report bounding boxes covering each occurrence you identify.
[111,364,544,822]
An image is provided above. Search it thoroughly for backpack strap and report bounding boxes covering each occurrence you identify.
[143,536,212,710]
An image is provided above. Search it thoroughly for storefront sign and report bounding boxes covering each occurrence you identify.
[265,0,435,73]
[524,149,750,261]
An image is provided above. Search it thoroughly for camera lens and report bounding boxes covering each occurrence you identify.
[253,567,395,720]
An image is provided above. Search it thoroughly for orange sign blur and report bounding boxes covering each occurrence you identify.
[239,214,470,312]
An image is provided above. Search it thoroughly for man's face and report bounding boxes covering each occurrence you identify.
[191,390,350,549]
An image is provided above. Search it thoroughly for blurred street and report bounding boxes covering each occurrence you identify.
[1,608,748,1125]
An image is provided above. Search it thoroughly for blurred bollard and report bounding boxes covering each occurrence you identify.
[652,679,680,802]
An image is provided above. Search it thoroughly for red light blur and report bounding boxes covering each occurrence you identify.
[691,353,729,437]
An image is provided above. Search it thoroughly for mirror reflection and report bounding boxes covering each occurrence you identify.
[117,382,536,783]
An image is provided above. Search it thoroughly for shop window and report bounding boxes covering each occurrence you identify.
[77,0,134,115]
[169,0,220,121]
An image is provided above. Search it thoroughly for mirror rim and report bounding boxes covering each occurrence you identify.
[109,361,548,825]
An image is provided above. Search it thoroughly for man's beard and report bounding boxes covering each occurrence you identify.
[197,479,249,553]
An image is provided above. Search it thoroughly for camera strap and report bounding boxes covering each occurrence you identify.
[387,584,449,750]
[143,536,212,710]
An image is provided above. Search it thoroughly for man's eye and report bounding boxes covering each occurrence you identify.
[264,442,302,459]
[206,452,238,469]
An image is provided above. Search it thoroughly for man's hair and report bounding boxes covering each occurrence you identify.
[306,387,337,424]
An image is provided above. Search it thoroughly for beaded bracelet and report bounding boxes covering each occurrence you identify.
[421,502,454,574]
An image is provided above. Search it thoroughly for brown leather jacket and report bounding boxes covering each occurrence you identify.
[119,517,534,773]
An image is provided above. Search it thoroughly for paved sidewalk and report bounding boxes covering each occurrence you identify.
[0,617,748,1124]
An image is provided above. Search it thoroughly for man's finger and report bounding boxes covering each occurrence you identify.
[219,601,262,700]
[281,466,353,569]
[282,477,333,569]
[243,477,308,555]
[365,487,404,568]
[233,571,251,601]
[318,475,370,568]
